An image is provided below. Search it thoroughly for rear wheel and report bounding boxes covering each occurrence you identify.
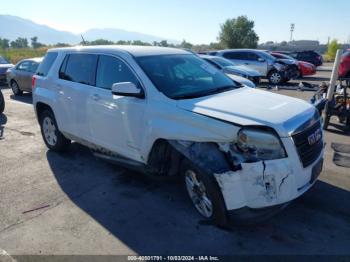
[268,71,283,85]
[39,110,70,152]
[0,90,4,114]
[11,80,23,96]
[181,160,228,227]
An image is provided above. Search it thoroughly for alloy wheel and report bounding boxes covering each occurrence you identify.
[185,170,213,218]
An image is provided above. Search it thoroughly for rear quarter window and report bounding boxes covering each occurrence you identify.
[59,54,97,86]
[37,52,58,76]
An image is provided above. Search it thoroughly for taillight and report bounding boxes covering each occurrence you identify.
[31,76,36,89]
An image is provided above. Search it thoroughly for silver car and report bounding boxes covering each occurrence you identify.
[6,57,42,95]
[214,49,296,85]
[200,55,262,85]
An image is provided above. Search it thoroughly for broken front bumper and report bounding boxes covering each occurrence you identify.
[214,137,324,212]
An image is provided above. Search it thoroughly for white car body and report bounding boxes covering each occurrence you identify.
[33,46,324,222]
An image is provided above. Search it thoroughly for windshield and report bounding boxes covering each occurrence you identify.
[0,56,9,64]
[211,57,236,67]
[136,54,238,99]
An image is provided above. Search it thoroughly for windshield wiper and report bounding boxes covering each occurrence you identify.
[172,85,236,100]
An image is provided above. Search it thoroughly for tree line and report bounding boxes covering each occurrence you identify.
[0,16,260,51]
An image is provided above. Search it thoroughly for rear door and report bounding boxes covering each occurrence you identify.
[56,53,98,141]
[16,61,31,89]
[87,54,146,161]
[21,61,39,91]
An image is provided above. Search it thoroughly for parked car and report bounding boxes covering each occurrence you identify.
[287,51,323,67]
[214,49,299,85]
[339,50,350,79]
[6,57,42,95]
[0,56,14,85]
[33,46,324,225]
[270,52,316,78]
[0,89,4,114]
[200,55,262,86]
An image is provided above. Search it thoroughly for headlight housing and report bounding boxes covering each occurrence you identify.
[236,127,287,161]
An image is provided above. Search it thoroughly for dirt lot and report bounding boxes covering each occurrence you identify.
[0,68,350,257]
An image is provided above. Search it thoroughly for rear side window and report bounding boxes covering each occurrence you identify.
[37,52,58,76]
[17,61,30,71]
[59,54,98,86]
[96,55,139,90]
[223,52,243,60]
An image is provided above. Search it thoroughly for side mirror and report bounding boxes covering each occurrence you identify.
[111,82,144,98]
[258,58,266,62]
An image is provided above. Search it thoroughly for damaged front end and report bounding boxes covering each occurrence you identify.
[170,126,302,218]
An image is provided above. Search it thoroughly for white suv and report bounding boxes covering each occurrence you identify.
[33,46,324,225]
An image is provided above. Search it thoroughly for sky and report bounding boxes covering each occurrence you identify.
[1,0,349,44]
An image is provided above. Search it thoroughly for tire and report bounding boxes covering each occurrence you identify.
[0,90,4,114]
[39,110,71,152]
[181,160,228,227]
[268,70,283,85]
[297,70,303,79]
[11,80,23,96]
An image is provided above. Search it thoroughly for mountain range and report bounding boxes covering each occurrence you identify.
[0,15,179,45]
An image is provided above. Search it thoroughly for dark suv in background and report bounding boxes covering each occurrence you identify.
[282,51,323,67]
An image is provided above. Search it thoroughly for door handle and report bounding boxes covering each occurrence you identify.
[91,94,100,101]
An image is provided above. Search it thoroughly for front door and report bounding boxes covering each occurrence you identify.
[87,55,146,162]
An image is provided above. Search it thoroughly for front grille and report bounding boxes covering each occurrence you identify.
[292,121,323,168]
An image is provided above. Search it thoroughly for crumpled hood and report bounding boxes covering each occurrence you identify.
[224,65,261,77]
[177,87,317,137]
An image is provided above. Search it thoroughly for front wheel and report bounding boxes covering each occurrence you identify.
[268,71,283,85]
[39,110,71,152]
[181,160,228,227]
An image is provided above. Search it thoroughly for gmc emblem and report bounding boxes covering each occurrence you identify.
[308,128,322,146]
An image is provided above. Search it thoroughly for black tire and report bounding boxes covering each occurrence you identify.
[267,70,283,85]
[11,80,23,96]
[181,159,228,227]
[297,70,303,79]
[39,109,70,152]
[0,90,4,114]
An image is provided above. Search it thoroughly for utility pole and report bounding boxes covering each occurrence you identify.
[290,23,295,42]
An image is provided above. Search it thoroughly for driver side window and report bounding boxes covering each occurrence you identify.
[96,55,140,90]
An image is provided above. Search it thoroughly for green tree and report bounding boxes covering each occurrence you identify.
[218,16,259,48]
[180,40,193,49]
[0,38,10,49]
[10,37,28,48]
[326,39,341,60]
[31,36,45,48]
